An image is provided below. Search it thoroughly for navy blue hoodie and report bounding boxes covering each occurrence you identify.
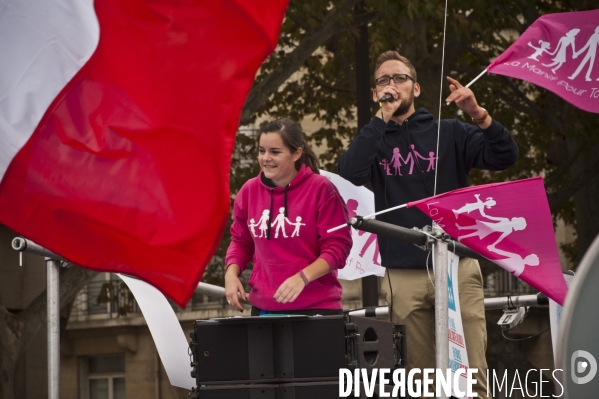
[338,107,518,270]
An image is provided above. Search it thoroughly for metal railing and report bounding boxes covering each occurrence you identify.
[67,270,538,320]
[70,280,140,319]
[70,280,227,320]
[484,268,537,298]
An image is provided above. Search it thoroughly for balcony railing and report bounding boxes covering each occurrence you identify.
[68,267,538,322]
[484,269,537,298]
[69,280,140,320]
[69,280,226,320]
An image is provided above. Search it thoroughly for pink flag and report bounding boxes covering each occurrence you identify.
[487,9,599,114]
[408,177,568,305]
[0,0,288,307]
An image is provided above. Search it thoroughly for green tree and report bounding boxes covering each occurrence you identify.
[213,0,599,276]
[3,1,598,397]
[210,0,599,281]
[209,0,599,395]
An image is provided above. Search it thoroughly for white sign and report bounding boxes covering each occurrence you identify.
[447,253,472,399]
[320,170,385,279]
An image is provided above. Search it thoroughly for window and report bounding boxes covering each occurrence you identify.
[79,355,125,399]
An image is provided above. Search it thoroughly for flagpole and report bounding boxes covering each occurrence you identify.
[433,225,449,399]
[445,68,488,105]
[465,68,488,88]
[326,203,408,233]
[47,258,61,399]
[12,238,64,399]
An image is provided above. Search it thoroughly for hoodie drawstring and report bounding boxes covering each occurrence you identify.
[284,184,289,218]
[267,188,274,240]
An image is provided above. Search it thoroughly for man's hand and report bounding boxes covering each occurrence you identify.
[224,264,247,312]
[274,273,306,304]
[445,76,491,128]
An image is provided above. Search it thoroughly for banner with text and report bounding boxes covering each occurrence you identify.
[447,253,472,399]
[488,9,599,114]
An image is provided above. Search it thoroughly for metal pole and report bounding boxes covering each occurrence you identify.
[12,237,69,262]
[349,217,490,263]
[354,0,378,308]
[12,238,64,398]
[195,282,225,297]
[47,258,61,399]
[433,227,449,399]
[345,293,550,318]
[346,306,389,318]
[483,293,548,310]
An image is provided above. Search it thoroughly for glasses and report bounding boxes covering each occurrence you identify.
[375,74,415,86]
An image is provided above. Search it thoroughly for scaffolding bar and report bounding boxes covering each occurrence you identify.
[47,258,61,399]
[483,293,548,310]
[12,237,68,262]
[433,238,450,399]
[349,218,488,263]
[196,282,226,297]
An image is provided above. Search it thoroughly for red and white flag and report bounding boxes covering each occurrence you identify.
[0,0,288,307]
[408,177,568,305]
[487,9,599,114]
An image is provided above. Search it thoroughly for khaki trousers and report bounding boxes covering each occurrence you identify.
[381,258,489,399]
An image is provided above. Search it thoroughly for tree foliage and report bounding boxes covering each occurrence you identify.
[206,0,599,288]
[206,3,599,391]
[3,1,599,397]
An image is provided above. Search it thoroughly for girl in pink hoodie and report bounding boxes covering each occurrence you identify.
[225,118,352,315]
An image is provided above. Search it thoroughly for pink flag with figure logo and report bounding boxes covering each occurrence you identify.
[487,9,599,114]
[408,177,568,305]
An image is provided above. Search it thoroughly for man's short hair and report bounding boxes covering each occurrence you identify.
[374,51,417,83]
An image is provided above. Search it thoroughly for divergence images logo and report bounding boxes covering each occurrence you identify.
[571,350,597,384]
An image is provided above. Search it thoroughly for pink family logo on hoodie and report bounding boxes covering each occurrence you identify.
[248,208,305,239]
[379,146,437,177]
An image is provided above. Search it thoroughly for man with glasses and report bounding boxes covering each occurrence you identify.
[338,51,518,398]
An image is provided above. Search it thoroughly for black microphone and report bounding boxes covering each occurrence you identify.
[379,94,393,102]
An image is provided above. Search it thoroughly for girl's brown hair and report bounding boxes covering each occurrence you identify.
[259,118,320,174]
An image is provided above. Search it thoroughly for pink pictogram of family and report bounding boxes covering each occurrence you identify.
[528,25,599,81]
[248,208,306,238]
[453,194,539,277]
[379,146,437,176]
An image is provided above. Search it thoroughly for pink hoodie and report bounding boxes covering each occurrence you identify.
[225,164,352,311]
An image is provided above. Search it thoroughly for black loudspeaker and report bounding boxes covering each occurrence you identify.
[346,315,406,372]
[344,316,406,399]
[188,314,407,398]
[192,382,339,399]
[189,316,347,385]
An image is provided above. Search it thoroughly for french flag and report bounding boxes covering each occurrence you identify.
[0,0,288,306]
